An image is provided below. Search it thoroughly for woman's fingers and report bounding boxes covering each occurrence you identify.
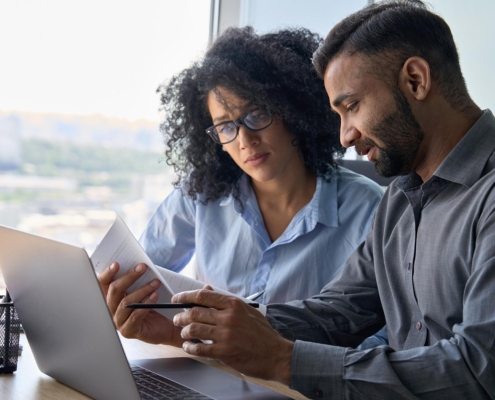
[97,261,120,297]
[105,263,147,313]
[113,278,161,328]
[96,261,182,346]
[117,290,159,338]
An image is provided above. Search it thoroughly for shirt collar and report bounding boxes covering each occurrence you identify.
[396,109,495,191]
[218,172,339,228]
[218,174,250,212]
[434,109,495,187]
[314,172,339,228]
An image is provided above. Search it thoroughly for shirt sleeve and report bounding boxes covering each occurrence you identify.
[357,326,388,349]
[338,177,385,350]
[138,187,197,273]
[266,204,495,399]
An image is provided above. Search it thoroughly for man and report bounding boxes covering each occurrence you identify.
[100,1,495,398]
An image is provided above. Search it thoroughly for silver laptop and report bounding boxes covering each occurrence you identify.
[0,224,289,400]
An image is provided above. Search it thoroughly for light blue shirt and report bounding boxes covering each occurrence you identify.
[139,167,383,306]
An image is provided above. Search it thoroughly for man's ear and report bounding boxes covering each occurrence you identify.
[398,57,431,101]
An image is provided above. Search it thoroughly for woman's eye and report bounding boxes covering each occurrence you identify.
[219,124,235,135]
[248,110,268,121]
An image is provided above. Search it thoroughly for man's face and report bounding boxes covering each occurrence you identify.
[324,53,424,177]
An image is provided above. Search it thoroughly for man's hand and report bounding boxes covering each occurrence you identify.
[97,262,183,347]
[172,289,293,385]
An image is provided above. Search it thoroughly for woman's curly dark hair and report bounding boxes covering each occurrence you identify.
[158,26,344,204]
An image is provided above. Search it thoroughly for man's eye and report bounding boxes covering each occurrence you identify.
[347,102,358,112]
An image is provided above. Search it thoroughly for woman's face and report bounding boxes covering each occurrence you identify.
[207,87,305,185]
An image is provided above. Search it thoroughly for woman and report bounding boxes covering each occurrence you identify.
[137,26,384,306]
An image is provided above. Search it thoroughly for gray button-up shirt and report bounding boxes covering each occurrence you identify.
[267,109,495,399]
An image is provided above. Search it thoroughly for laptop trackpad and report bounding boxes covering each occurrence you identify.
[130,357,290,399]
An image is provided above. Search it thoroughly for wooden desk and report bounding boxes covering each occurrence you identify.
[0,333,307,399]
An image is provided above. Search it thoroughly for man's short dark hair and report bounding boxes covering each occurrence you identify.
[313,0,470,110]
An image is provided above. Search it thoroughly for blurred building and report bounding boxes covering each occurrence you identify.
[0,175,77,193]
[0,115,22,170]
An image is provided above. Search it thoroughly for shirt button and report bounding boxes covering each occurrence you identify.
[313,388,323,398]
[416,321,422,330]
[407,263,411,271]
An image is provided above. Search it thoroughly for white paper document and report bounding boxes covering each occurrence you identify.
[90,214,265,319]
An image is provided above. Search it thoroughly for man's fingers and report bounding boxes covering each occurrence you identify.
[180,320,216,342]
[182,341,215,358]
[173,306,217,328]
[182,337,235,360]
[172,288,236,310]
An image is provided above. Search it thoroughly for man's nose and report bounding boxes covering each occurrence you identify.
[340,119,360,149]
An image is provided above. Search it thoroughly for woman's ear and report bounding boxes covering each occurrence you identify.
[399,57,431,101]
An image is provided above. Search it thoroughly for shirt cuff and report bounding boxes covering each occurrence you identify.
[291,340,346,399]
[256,303,267,316]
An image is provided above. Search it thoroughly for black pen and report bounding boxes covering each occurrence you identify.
[126,302,259,309]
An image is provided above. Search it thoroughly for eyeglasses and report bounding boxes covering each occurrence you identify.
[205,108,273,144]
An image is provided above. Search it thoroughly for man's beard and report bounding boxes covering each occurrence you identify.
[360,88,424,177]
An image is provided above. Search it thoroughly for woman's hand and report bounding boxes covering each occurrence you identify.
[97,262,184,347]
[172,289,293,385]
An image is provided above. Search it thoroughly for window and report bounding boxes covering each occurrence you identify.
[0,0,210,292]
[426,0,495,113]
[212,0,369,159]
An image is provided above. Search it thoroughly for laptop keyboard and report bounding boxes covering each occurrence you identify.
[131,365,214,400]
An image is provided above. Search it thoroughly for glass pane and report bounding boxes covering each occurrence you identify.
[426,0,495,112]
[239,0,369,159]
[240,0,369,37]
[0,0,211,292]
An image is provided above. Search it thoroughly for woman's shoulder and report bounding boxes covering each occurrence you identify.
[167,174,248,208]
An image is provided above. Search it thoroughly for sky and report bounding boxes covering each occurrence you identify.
[0,0,211,122]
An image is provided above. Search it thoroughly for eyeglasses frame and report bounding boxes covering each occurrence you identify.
[205,108,273,145]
